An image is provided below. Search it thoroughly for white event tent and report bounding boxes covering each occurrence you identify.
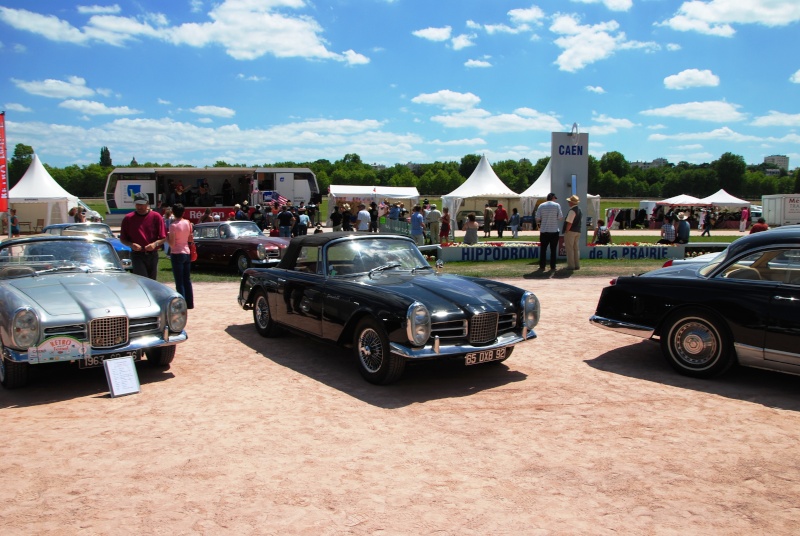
[656,194,706,206]
[519,159,601,225]
[698,189,751,208]
[327,185,419,211]
[441,155,520,226]
[9,154,80,229]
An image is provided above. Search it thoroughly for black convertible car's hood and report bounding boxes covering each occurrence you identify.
[349,271,516,314]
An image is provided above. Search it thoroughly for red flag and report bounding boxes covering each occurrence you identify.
[0,112,8,213]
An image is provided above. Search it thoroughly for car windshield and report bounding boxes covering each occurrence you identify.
[325,237,429,276]
[227,221,264,238]
[61,224,114,239]
[0,239,123,277]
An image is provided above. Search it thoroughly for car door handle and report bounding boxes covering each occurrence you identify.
[277,278,286,283]
[774,296,798,302]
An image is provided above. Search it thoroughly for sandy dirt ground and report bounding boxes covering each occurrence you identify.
[3,275,800,535]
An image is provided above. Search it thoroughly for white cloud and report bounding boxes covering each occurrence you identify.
[676,144,704,150]
[430,107,563,134]
[430,138,487,146]
[411,90,481,111]
[508,6,546,25]
[158,98,171,105]
[586,86,606,94]
[451,33,476,50]
[660,0,800,37]
[750,111,800,127]
[0,2,368,65]
[484,23,525,35]
[666,43,681,51]
[664,68,720,89]
[549,14,658,72]
[12,76,95,98]
[413,26,452,41]
[640,101,746,122]
[59,99,141,115]
[4,103,33,112]
[465,59,492,68]
[77,5,122,15]
[237,74,264,82]
[648,126,761,142]
[189,105,236,118]
[588,113,635,134]
[790,69,800,83]
[571,0,633,12]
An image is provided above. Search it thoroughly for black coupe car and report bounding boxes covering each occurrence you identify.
[238,232,540,384]
[591,226,800,378]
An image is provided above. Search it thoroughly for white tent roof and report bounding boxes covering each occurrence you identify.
[9,154,78,202]
[520,159,552,199]
[697,189,751,208]
[443,155,519,198]
[328,185,419,199]
[656,194,706,206]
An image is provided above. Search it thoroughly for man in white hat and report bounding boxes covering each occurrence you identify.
[675,212,690,244]
[563,194,582,270]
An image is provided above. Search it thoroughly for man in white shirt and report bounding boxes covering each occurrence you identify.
[425,204,442,244]
[356,204,371,231]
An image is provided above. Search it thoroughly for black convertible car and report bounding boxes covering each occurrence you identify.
[591,227,800,378]
[238,232,540,384]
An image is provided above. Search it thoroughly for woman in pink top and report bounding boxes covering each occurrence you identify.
[167,204,194,309]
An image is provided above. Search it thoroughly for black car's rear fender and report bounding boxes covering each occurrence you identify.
[653,303,732,341]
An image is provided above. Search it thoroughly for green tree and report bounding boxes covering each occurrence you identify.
[712,152,746,195]
[458,154,481,179]
[599,151,630,179]
[99,146,112,167]
[9,143,34,188]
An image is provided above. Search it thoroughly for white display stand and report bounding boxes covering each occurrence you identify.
[103,356,141,398]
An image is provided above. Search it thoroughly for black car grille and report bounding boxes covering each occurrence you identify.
[267,250,281,259]
[90,317,129,348]
[469,312,499,344]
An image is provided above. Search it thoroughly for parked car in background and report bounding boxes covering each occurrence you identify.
[238,232,540,384]
[591,227,800,379]
[0,235,188,388]
[193,221,289,274]
[43,222,131,265]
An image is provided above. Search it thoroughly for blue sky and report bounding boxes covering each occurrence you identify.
[1,0,799,170]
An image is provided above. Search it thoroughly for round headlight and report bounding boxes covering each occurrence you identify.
[167,297,188,332]
[12,308,39,348]
[406,302,431,346]
[521,292,540,329]
[256,243,266,260]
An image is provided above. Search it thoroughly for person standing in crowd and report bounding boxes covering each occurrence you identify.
[494,204,509,238]
[750,217,769,234]
[330,205,343,231]
[200,207,214,223]
[162,206,174,254]
[296,207,310,235]
[426,204,442,244]
[120,192,167,280]
[234,203,247,221]
[9,208,20,237]
[341,204,353,231]
[388,203,400,221]
[701,210,712,237]
[276,205,294,237]
[483,204,494,238]
[74,207,86,223]
[167,204,194,310]
[509,208,521,238]
[740,206,750,232]
[658,216,676,244]
[463,212,479,245]
[439,207,451,243]
[675,212,691,244]
[562,195,582,270]
[536,193,563,271]
[410,205,425,246]
[369,202,380,232]
[356,203,371,231]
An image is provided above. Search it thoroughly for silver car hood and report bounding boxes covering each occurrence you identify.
[8,273,154,317]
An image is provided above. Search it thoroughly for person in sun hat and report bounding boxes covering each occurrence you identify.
[675,211,691,244]
[562,195,582,270]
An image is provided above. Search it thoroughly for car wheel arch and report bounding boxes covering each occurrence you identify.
[654,304,732,340]
[337,310,401,348]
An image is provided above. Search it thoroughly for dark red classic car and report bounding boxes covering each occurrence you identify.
[192,221,289,273]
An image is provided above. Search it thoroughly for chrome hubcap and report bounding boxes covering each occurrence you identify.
[358,328,383,373]
[673,321,717,367]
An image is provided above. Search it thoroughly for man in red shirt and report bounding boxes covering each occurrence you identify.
[120,192,167,280]
[494,204,509,238]
[749,217,769,234]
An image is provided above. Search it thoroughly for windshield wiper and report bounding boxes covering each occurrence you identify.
[411,265,433,273]
[369,262,401,276]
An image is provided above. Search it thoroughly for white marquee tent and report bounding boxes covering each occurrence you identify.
[327,185,419,208]
[441,155,520,228]
[519,160,601,226]
[9,154,80,230]
[656,194,706,206]
[698,189,751,208]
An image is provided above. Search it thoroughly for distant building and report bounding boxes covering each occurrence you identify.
[630,158,669,170]
[765,168,782,177]
[130,156,138,166]
[371,163,386,171]
[764,155,789,171]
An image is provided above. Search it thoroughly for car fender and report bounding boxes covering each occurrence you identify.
[653,303,733,341]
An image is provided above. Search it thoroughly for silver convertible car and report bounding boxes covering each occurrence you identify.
[0,235,188,389]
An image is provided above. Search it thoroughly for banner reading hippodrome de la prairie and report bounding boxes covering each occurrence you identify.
[0,112,8,213]
[438,244,684,262]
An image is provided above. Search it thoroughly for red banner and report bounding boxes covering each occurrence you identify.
[0,112,8,213]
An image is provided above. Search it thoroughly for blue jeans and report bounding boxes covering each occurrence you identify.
[280,226,292,237]
[170,253,194,309]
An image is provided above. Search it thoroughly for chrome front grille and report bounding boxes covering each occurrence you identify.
[90,316,129,348]
[469,312,499,344]
[431,319,467,340]
[130,316,161,336]
[497,313,517,333]
[44,324,87,340]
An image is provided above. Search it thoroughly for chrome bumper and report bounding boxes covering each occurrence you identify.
[7,331,188,364]
[390,329,537,360]
[589,315,654,339]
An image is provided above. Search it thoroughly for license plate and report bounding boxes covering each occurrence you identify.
[80,350,141,369]
[464,347,507,365]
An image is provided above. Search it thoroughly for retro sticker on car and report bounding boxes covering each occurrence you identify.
[27,337,89,364]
